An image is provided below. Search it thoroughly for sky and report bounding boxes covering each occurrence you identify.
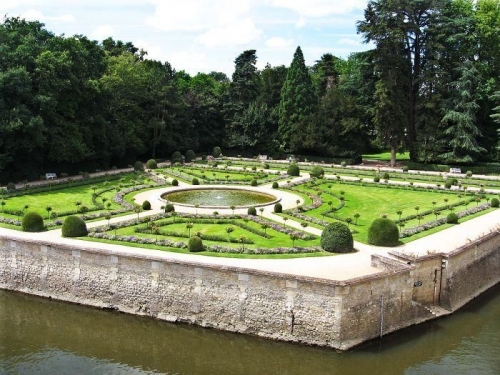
[1,0,373,77]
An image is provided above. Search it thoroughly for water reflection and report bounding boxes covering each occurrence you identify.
[1,285,499,375]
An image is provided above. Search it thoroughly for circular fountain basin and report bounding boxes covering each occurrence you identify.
[161,187,279,208]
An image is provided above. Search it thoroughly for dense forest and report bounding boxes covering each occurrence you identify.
[1,0,499,183]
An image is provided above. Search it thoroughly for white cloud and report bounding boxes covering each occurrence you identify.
[134,39,164,61]
[169,49,209,75]
[338,38,361,46]
[146,0,251,32]
[21,8,75,23]
[265,37,293,48]
[197,18,261,47]
[90,25,115,41]
[272,0,366,18]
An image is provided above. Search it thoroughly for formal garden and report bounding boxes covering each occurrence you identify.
[0,153,499,258]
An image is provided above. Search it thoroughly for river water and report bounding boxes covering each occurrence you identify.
[1,285,499,375]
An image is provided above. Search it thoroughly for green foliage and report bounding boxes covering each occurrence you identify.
[185,150,196,162]
[382,172,390,180]
[402,166,409,172]
[61,215,88,237]
[272,181,279,189]
[287,164,300,176]
[188,236,204,252]
[21,212,44,232]
[310,166,325,178]
[142,200,151,210]
[250,179,258,186]
[446,212,459,224]
[134,161,144,171]
[146,159,157,169]
[320,222,353,253]
[192,178,199,185]
[164,203,175,212]
[490,198,499,208]
[466,170,473,177]
[172,151,182,163]
[444,181,452,189]
[213,146,222,157]
[374,176,380,182]
[7,182,15,191]
[171,179,179,186]
[247,206,257,216]
[367,218,399,247]
[274,203,282,213]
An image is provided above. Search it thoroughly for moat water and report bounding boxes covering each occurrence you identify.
[1,285,499,375]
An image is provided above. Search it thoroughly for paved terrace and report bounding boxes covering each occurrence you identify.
[1,165,499,282]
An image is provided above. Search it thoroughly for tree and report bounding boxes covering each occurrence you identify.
[278,46,317,152]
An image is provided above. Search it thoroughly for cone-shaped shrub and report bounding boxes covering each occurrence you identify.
[368,218,399,247]
[61,215,87,237]
[321,222,353,253]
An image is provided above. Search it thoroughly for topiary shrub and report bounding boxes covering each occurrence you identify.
[172,151,182,163]
[61,215,87,237]
[402,166,409,173]
[310,166,325,178]
[213,146,222,158]
[274,203,282,213]
[250,179,258,186]
[263,163,270,169]
[164,203,175,212]
[146,159,157,169]
[444,181,452,189]
[490,198,499,208]
[247,206,257,216]
[446,212,459,224]
[171,179,179,186]
[134,161,144,171]
[192,178,199,185]
[7,182,16,191]
[373,176,380,183]
[142,200,151,210]
[185,149,196,163]
[367,218,399,247]
[188,236,204,252]
[320,222,354,253]
[382,172,390,180]
[466,170,473,177]
[272,181,279,189]
[287,164,300,176]
[21,212,44,232]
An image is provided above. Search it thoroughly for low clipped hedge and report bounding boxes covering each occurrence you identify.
[142,200,151,210]
[320,222,353,253]
[21,212,44,232]
[61,215,88,237]
[368,218,399,247]
[188,236,204,252]
[287,164,300,176]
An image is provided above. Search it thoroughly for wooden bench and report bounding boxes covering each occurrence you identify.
[45,173,57,180]
[449,168,461,174]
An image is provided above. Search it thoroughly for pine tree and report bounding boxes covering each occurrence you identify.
[278,46,317,152]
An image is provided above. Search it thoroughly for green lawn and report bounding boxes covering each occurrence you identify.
[362,150,410,162]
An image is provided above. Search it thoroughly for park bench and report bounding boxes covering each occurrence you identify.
[449,168,461,174]
[45,173,57,180]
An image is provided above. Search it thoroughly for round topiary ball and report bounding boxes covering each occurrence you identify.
[146,159,157,169]
[188,236,204,252]
[185,149,196,163]
[373,176,380,183]
[142,200,151,210]
[134,161,144,171]
[272,181,279,189]
[490,198,499,208]
[444,181,452,189]
[250,179,257,186]
[192,178,199,185]
[274,203,282,213]
[247,206,257,216]
[172,151,182,163]
[287,164,300,177]
[213,146,221,158]
[164,203,175,212]
[320,222,353,253]
[367,218,399,247]
[402,166,409,173]
[22,212,44,232]
[7,182,16,191]
[382,172,390,180]
[310,166,325,178]
[61,215,88,237]
[171,179,179,186]
[446,212,459,224]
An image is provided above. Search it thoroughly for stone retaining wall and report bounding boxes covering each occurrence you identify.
[1,230,499,350]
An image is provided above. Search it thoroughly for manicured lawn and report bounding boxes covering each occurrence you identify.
[362,150,410,161]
